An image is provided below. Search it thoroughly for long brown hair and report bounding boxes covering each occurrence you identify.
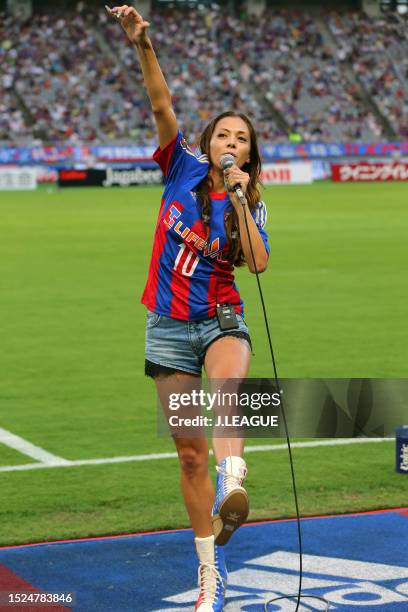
[196,111,262,267]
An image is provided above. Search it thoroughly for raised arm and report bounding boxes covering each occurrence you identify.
[108,5,178,149]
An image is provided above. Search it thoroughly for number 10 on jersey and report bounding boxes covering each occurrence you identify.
[173,244,200,277]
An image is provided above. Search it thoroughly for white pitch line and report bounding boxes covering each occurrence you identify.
[0,438,393,474]
[0,427,69,466]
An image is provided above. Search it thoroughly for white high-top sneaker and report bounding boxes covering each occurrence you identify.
[211,456,249,546]
[195,535,227,611]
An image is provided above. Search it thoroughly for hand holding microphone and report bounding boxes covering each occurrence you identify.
[220,154,249,207]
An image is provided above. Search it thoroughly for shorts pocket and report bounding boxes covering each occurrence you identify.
[146,310,162,328]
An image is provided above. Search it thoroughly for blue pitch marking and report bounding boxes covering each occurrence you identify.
[0,510,407,611]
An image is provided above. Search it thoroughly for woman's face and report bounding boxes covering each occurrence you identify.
[209,116,251,170]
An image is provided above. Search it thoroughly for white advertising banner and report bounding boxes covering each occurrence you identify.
[261,162,313,185]
[0,168,37,191]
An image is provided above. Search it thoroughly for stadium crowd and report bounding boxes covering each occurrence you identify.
[99,5,284,146]
[216,8,384,142]
[0,14,30,141]
[0,4,407,145]
[326,11,408,139]
[0,9,153,144]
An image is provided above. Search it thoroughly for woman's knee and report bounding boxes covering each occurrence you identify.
[177,443,208,479]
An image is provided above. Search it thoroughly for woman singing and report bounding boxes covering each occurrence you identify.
[109,5,269,610]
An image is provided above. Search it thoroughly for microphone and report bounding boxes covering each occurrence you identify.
[220,153,247,206]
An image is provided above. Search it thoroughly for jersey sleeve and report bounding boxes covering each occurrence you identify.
[152,130,209,186]
[251,200,270,255]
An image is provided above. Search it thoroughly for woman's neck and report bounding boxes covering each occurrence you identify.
[209,168,226,193]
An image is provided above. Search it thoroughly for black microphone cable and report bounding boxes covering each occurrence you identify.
[228,173,330,612]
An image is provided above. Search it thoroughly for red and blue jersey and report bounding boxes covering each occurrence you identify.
[141,130,269,321]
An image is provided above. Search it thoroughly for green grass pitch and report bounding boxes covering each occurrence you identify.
[0,181,407,545]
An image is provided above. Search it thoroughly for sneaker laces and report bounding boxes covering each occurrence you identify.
[197,562,224,602]
[216,464,247,494]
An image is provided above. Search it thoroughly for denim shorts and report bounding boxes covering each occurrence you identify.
[145,310,252,377]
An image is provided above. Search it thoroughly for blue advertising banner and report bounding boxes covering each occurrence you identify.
[262,141,408,159]
[1,142,408,166]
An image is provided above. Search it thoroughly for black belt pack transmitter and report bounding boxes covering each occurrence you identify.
[216,303,239,331]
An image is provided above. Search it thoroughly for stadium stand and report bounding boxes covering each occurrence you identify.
[0,4,407,145]
[0,10,154,145]
[0,14,29,142]
[98,5,284,146]
[326,10,408,139]
[226,8,387,142]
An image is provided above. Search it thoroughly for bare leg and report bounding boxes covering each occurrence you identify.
[154,371,214,537]
[174,437,214,537]
[204,336,251,462]
[204,336,251,545]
